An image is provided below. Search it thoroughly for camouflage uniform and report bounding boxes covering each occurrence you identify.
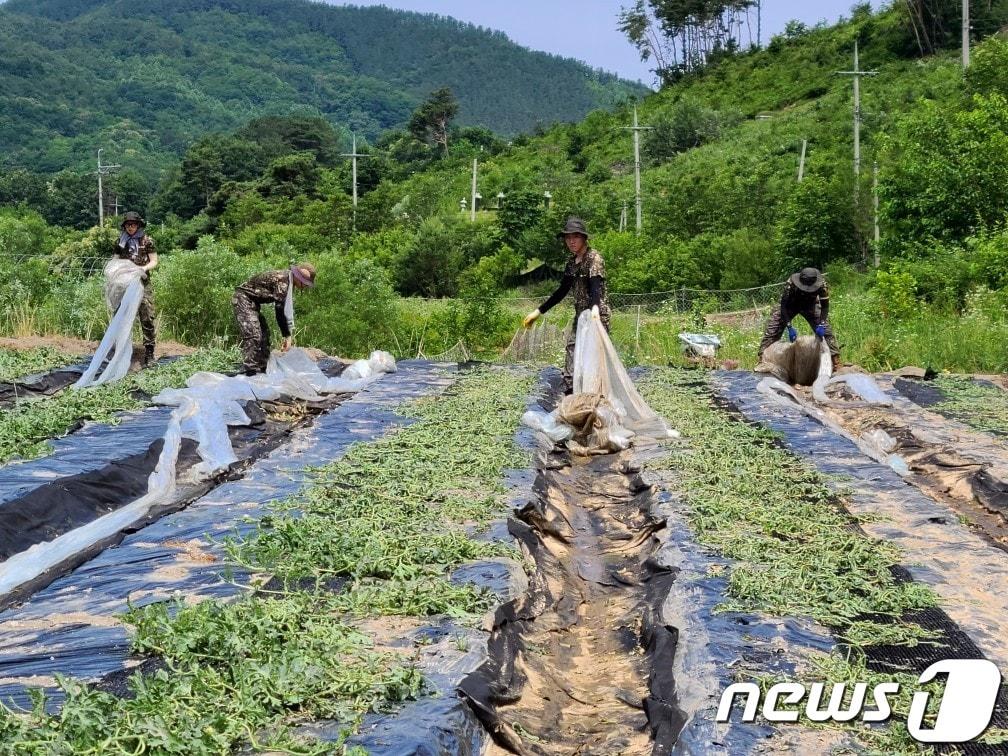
[538,248,610,391]
[114,234,157,351]
[758,280,839,357]
[232,270,292,374]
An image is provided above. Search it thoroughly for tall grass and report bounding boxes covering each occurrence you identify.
[3,276,1004,373]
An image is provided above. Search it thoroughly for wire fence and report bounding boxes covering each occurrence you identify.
[493,281,786,316]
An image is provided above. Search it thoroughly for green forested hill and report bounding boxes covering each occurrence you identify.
[0,0,645,175]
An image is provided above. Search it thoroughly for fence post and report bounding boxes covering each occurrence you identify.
[635,305,642,354]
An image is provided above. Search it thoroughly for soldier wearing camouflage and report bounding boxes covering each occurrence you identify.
[114,211,158,364]
[524,217,610,392]
[758,267,840,367]
[233,265,315,375]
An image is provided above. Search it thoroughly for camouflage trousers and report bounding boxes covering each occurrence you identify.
[232,292,271,374]
[138,281,156,351]
[564,309,611,393]
[758,304,839,358]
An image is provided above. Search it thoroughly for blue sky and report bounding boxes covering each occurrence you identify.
[327,1,873,84]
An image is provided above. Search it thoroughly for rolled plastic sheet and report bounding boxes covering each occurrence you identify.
[522,308,678,448]
[74,260,146,389]
[756,335,823,386]
[0,361,455,713]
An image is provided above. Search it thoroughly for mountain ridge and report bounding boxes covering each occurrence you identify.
[0,0,647,175]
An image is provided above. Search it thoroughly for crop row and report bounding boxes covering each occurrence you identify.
[0,366,532,754]
[0,346,78,383]
[0,348,237,464]
[638,369,951,753]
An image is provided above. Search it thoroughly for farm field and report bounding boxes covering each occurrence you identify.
[0,343,1004,753]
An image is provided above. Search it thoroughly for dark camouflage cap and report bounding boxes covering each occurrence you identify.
[121,211,146,229]
[790,267,824,293]
[557,216,590,239]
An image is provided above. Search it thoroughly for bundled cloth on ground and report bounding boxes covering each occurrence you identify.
[523,307,678,452]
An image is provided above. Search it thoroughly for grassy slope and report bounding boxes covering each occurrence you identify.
[366,8,964,245]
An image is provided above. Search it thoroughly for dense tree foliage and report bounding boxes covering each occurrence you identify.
[0,0,645,181]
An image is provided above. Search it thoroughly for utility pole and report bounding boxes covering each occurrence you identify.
[873,161,880,268]
[621,106,652,236]
[96,148,121,227]
[340,133,371,232]
[962,0,971,69]
[757,0,762,47]
[470,158,478,223]
[797,139,807,182]
[837,42,878,204]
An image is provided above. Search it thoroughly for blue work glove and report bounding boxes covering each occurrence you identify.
[786,324,797,343]
[815,323,827,338]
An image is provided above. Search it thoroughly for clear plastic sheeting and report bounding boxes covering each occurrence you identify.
[521,309,678,452]
[0,361,455,714]
[819,373,895,408]
[0,348,396,605]
[73,260,145,389]
[520,407,574,443]
[572,307,678,440]
[756,335,827,387]
[678,332,721,359]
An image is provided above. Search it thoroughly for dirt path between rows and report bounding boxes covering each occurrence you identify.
[0,335,195,359]
[462,448,677,755]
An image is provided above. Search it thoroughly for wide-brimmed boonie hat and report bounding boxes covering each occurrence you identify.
[790,267,824,292]
[292,262,316,288]
[121,211,146,229]
[556,216,590,240]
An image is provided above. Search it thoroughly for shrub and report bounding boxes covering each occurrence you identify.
[51,224,118,278]
[777,175,857,268]
[155,237,255,343]
[296,257,399,357]
[872,269,917,320]
[229,222,326,260]
[343,227,415,272]
[645,99,741,164]
[881,94,1008,245]
[597,231,711,293]
[395,215,501,297]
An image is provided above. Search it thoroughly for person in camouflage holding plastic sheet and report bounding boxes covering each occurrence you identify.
[758,267,841,372]
[232,263,316,375]
[523,217,610,393]
[113,211,159,365]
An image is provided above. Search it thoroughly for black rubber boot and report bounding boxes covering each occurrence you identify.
[143,345,155,367]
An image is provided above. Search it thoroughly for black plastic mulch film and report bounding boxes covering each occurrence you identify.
[5,361,1006,753]
[0,362,454,713]
[716,370,1008,755]
[0,361,87,408]
[457,368,685,754]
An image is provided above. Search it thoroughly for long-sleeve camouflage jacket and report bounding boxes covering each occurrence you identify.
[235,269,292,337]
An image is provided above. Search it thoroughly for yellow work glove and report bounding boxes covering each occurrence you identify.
[523,309,541,329]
